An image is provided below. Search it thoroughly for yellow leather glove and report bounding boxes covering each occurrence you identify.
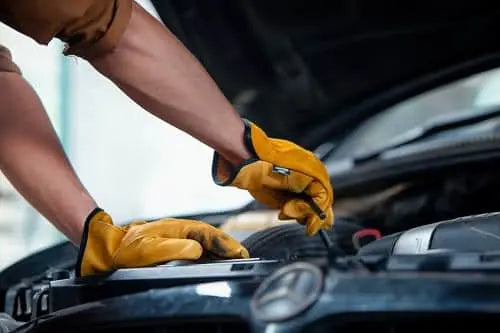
[76,208,249,277]
[212,120,334,236]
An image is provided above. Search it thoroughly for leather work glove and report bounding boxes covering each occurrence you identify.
[76,208,249,277]
[212,120,334,236]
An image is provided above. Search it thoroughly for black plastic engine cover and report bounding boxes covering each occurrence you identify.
[49,258,282,312]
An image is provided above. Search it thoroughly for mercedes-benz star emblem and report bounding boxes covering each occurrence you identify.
[251,262,323,322]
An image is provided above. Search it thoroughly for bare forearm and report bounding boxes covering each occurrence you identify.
[0,73,97,244]
[90,2,250,165]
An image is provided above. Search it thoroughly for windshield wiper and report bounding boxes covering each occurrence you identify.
[353,105,500,164]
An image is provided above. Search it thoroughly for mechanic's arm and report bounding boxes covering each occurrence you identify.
[89,3,334,235]
[90,2,250,166]
[0,71,97,244]
[0,68,248,275]
[0,0,333,236]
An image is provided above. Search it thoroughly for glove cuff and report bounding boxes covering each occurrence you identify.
[75,207,104,277]
[242,119,259,157]
[211,119,259,186]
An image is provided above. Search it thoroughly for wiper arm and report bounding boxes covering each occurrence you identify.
[353,105,500,163]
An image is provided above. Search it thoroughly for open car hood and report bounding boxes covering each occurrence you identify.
[151,0,500,148]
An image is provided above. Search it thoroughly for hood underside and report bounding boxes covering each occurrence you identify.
[151,0,500,148]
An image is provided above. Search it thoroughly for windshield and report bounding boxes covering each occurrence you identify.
[330,67,500,161]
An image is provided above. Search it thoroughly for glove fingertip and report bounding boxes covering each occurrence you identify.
[278,211,291,220]
[179,239,204,260]
[306,227,317,237]
[324,211,334,229]
[281,199,310,219]
[205,232,250,259]
[322,223,333,231]
[240,246,250,259]
[306,218,322,236]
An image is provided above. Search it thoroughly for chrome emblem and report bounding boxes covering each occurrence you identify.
[251,262,323,322]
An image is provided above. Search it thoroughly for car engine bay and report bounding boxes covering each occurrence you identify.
[4,221,500,332]
[2,0,500,331]
[2,147,500,332]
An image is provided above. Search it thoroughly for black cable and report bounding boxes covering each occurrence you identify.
[299,193,368,270]
[298,194,346,256]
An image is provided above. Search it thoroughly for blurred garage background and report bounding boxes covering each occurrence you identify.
[0,0,252,270]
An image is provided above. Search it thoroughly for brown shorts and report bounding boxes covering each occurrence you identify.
[0,0,132,60]
[0,44,21,74]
